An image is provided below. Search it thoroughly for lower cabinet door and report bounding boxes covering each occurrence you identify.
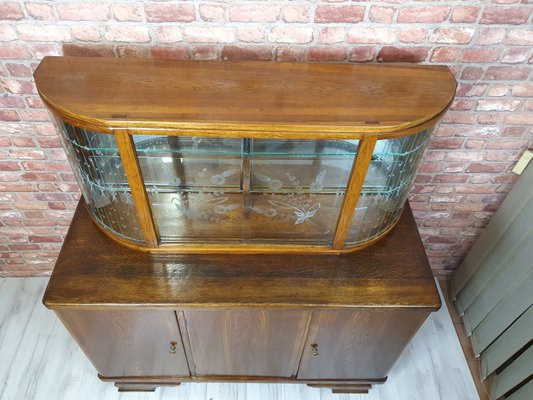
[56,309,190,377]
[297,310,429,380]
[182,309,311,377]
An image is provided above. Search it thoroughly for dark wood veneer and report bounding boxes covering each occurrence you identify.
[183,309,311,377]
[298,309,429,380]
[56,309,189,377]
[44,199,440,393]
[44,199,439,310]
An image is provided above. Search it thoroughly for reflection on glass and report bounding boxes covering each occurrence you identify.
[134,135,243,242]
[248,139,356,243]
[57,121,144,243]
[346,129,432,246]
[134,136,357,244]
[58,125,431,249]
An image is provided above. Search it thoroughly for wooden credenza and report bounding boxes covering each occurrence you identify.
[43,199,440,394]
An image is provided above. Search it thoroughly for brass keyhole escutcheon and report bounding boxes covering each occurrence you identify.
[169,341,177,354]
[311,343,319,357]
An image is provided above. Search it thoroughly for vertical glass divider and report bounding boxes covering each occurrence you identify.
[241,138,252,214]
[241,138,252,244]
[332,135,378,250]
[114,130,158,248]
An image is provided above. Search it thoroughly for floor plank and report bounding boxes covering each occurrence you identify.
[0,278,478,400]
[439,279,491,400]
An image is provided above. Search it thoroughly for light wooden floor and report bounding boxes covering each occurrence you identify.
[0,278,478,400]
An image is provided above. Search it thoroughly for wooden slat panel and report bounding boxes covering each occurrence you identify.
[452,163,533,298]
[455,196,533,317]
[507,378,533,400]
[482,306,533,379]
[471,271,533,356]
[332,136,377,249]
[114,130,158,247]
[491,344,533,400]
[461,222,533,334]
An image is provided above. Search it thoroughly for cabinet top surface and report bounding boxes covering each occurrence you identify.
[44,199,440,310]
[34,57,456,136]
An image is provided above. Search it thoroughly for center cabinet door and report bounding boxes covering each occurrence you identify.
[181,309,311,377]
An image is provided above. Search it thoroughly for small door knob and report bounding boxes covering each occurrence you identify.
[311,343,319,357]
[169,341,177,354]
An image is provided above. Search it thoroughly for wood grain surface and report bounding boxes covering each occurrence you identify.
[43,198,440,309]
[333,136,377,249]
[182,309,310,377]
[34,57,456,137]
[55,309,190,377]
[298,309,428,380]
[114,130,158,247]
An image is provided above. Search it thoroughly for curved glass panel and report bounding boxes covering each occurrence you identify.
[56,123,432,250]
[133,136,357,244]
[345,129,432,246]
[56,121,144,243]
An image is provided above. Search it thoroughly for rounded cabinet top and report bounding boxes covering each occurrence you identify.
[34,56,456,138]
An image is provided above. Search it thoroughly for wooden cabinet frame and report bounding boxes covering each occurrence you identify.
[37,58,449,394]
[44,199,440,394]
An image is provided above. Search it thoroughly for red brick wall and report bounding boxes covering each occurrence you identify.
[1,1,532,277]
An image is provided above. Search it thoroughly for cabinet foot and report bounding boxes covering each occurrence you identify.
[332,388,369,394]
[114,382,181,392]
[99,375,182,393]
[307,380,387,394]
[115,383,155,392]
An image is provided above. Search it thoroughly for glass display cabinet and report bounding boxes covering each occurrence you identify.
[36,57,455,394]
[35,57,456,254]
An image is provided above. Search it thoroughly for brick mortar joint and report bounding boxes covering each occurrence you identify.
[0,1,531,277]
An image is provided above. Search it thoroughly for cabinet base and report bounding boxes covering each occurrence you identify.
[100,374,387,393]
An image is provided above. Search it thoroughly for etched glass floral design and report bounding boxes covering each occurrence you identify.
[251,170,325,226]
[247,139,356,244]
[134,136,356,244]
[134,135,244,242]
[58,126,431,248]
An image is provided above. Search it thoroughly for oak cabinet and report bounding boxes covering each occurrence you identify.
[56,306,430,390]
[44,200,440,393]
[37,58,450,394]
[56,309,189,378]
